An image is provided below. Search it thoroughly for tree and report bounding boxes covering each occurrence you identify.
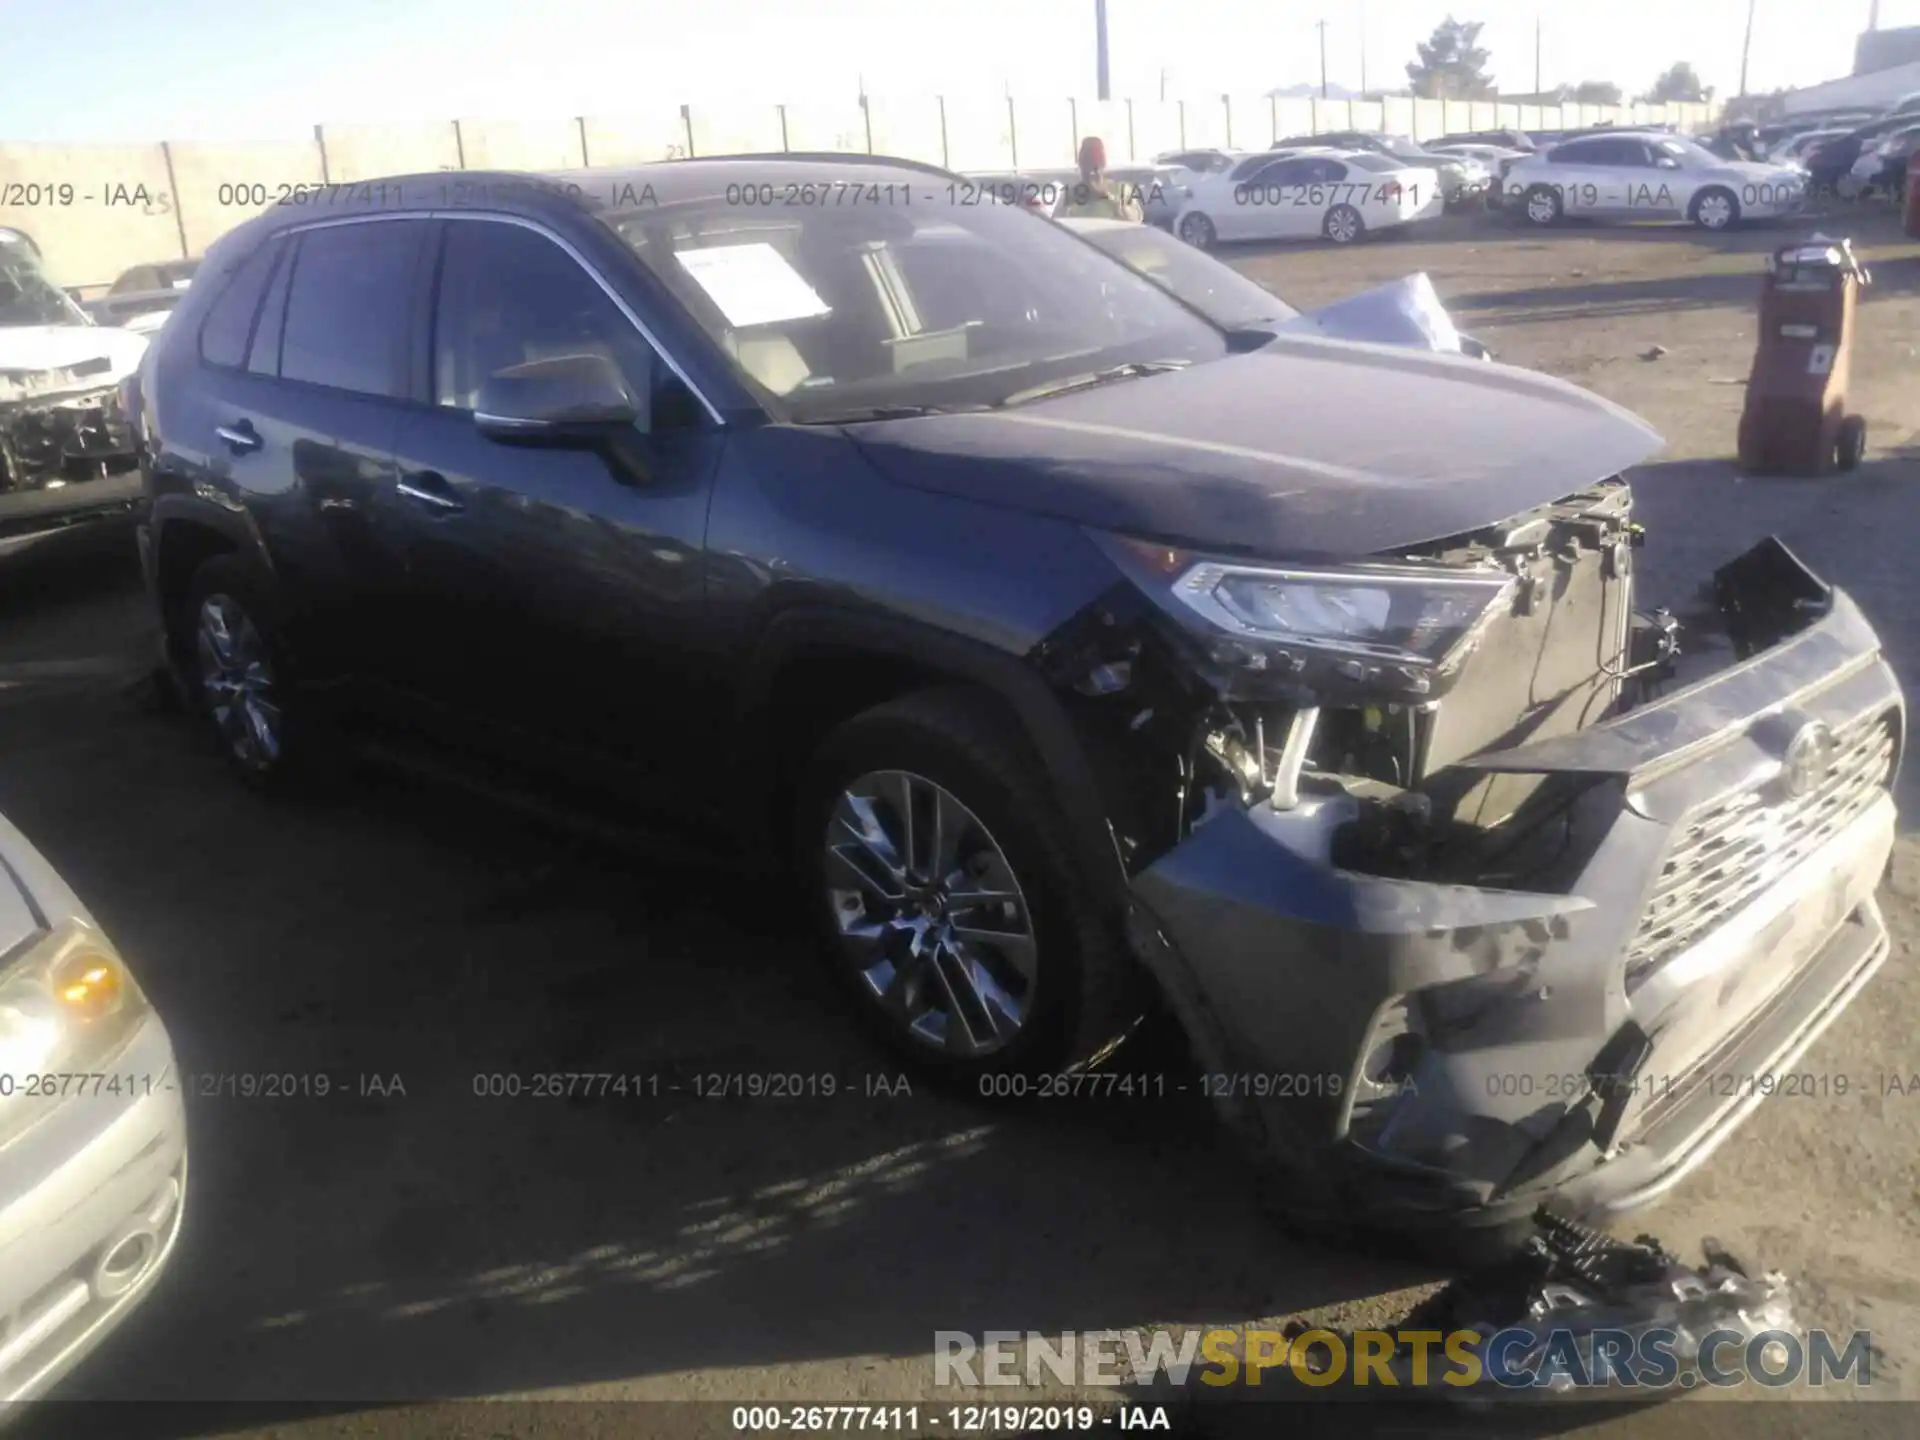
[1406,16,1497,100]
[1641,61,1708,104]
[1722,89,1788,124]
[1571,80,1623,105]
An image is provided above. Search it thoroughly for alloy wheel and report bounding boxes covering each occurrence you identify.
[1325,206,1361,243]
[822,769,1036,1058]
[1526,189,1558,224]
[195,594,282,772]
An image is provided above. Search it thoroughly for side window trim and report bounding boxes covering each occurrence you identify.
[279,209,725,427]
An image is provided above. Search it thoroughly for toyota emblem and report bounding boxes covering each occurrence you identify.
[1781,721,1838,798]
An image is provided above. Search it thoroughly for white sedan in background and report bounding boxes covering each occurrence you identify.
[1169,149,1445,248]
[1502,131,1807,230]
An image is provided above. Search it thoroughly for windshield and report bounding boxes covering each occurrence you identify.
[1347,153,1404,173]
[1073,222,1298,330]
[602,192,1228,422]
[0,236,88,328]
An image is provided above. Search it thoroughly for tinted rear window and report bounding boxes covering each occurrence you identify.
[279,221,425,398]
[198,239,283,369]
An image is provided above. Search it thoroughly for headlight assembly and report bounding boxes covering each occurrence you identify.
[1098,534,1517,700]
[0,923,152,1145]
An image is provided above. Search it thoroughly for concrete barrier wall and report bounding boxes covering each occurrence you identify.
[3,94,1722,287]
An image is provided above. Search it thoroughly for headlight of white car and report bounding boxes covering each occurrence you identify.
[1169,561,1516,689]
[0,923,153,1143]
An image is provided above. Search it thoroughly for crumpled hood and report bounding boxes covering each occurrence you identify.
[848,335,1666,559]
[0,324,148,402]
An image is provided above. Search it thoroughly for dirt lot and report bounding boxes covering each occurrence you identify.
[8,200,1920,1440]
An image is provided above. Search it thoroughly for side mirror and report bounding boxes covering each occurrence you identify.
[473,352,642,447]
[1655,157,1682,170]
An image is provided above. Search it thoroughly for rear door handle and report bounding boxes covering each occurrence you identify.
[397,471,463,513]
[215,420,262,455]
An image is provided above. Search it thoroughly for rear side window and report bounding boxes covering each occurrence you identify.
[247,240,294,377]
[197,239,283,369]
[279,221,426,399]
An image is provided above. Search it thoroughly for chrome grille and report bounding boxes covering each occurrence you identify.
[1625,712,1897,989]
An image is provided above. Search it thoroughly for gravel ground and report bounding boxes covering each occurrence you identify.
[7,198,1920,1440]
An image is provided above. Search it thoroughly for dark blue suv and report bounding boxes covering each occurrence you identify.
[132,155,1903,1237]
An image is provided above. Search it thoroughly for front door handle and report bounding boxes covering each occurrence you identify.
[397,472,463,512]
[215,420,262,455]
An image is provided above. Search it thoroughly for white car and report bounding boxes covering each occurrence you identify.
[0,808,186,1411]
[1170,149,1445,248]
[1769,127,1852,164]
[1426,142,1530,166]
[1502,131,1806,230]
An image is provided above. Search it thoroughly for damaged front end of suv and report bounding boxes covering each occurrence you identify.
[1035,461,1902,1232]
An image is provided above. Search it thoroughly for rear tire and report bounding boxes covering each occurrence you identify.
[1322,204,1366,244]
[793,687,1137,1084]
[174,554,316,793]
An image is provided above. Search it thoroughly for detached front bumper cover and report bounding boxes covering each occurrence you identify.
[1128,537,1903,1226]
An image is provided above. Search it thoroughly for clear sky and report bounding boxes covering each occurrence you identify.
[0,0,1906,142]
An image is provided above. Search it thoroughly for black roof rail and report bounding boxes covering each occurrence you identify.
[667,151,967,182]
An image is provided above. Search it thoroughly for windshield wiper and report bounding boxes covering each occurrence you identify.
[796,402,994,425]
[996,359,1192,409]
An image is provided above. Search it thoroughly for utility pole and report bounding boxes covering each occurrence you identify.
[1095,0,1111,101]
[1359,1,1368,96]
[1738,0,1757,95]
[1317,19,1330,99]
[1535,16,1542,94]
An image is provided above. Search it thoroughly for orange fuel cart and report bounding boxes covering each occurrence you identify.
[1737,237,1871,476]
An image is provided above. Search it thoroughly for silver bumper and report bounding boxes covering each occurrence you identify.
[0,1014,187,1410]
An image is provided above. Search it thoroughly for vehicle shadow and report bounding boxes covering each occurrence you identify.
[0,609,1434,1434]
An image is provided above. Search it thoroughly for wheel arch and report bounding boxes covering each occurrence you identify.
[149,496,268,674]
[735,604,1126,904]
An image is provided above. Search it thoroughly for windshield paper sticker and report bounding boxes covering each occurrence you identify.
[675,243,832,328]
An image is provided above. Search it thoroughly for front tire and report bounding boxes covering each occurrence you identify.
[793,687,1135,1082]
[1691,185,1741,231]
[1323,204,1366,244]
[176,554,310,791]
[1177,211,1217,249]
[1522,184,1563,226]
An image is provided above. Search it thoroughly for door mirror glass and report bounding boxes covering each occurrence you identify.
[1655,156,1682,170]
[473,352,643,446]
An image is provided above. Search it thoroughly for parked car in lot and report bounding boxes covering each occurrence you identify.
[1433,128,1534,152]
[1767,127,1854,165]
[132,154,1904,1239]
[1503,131,1806,229]
[1172,149,1445,247]
[1801,114,1919,194]
[1847,123,1920,195]
[1061,216,1492,358]
[1270,131,1488,207]
[81,260,199,336]
[0,228,148,561]
[0,808,186,1409]
[1153,149,1237,177]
